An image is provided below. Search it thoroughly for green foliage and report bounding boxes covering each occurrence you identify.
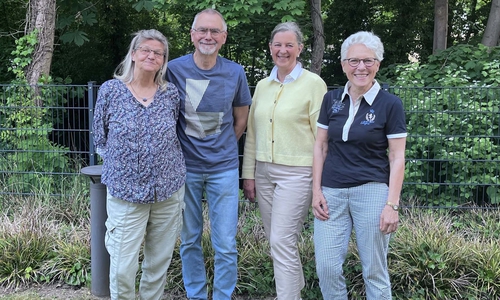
[388,208,500,299]
[152,0,305,25]
[235,203,275,297]
[390,211,474,299]
[0,31,73,195]
[51,0,180,84]
[7,32,37,82]
[0,194,90,289]
[45,240,91,286]
[128,0,156,12]
[0,202,60,288]
[381,44,500,87]
[0,0,27,83]
[56,1,97,46]
[0,196,500,298]
[0,232,56,287]
[383,44,500,207]
[59,31,90,46]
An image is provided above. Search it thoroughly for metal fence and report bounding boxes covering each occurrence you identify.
[1,82,499,208]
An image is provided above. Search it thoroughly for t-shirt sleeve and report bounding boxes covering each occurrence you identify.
[233,66,252,107]
[386,95,407,138]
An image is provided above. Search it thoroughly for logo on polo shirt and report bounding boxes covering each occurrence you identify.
[361,109,376,125]
[331,99,345,113]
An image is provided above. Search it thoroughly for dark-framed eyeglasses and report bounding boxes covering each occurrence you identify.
[192,27,225,37]
[343,58,378,67]
[136,46,165,59]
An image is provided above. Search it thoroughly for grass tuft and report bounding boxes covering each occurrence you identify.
[0,193,499,299]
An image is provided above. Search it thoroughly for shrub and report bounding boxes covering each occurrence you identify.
[390,209,475,299]
[384,44,500,207]
[0,204,58,287]
[0,197,499,299]
[0,30,76,196]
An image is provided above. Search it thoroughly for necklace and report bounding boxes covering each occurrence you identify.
[129,83,156,102]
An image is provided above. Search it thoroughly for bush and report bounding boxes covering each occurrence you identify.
[0,30,76,196]
[0,194,90,288]
[383,44,500,207]
[0,196,499,299]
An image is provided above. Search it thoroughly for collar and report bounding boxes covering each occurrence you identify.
[268,62,304,84]
[341,80,381,105]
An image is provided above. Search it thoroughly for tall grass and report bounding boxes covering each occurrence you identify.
[0,180,90,289]
[0,186,499,299]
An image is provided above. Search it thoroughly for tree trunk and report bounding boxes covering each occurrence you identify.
[25,0,56,90]
[310,0,324,76]
[481,0,500,47]
[433,0,448,54]
[465,0,478,43]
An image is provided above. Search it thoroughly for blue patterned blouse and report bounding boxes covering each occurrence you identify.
[93,79,186,203]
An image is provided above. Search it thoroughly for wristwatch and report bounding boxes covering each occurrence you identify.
[386,201,399,211]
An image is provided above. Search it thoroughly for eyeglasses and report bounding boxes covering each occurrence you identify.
[136,46,165,59]
[192,27,225,37]
[343,58,378,67]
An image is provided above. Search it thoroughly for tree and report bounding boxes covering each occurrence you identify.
[25,0,56,88]
[433,0,448,53]
[151,0,323,76]
[481,0,500,46]
[309,0,324,75]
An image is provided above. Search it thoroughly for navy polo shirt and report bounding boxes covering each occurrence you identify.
[317,82,407,188]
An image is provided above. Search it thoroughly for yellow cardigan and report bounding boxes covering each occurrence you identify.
[242,70,327,179]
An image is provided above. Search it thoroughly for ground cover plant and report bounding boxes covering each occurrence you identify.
[0,188,499,300]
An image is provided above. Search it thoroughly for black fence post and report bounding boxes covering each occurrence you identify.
[88,81,97,166]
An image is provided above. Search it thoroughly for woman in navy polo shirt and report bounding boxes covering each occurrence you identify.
[312,31,407,299]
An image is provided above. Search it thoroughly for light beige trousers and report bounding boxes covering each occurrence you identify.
[255,161,312,300]
[105,186,185,300]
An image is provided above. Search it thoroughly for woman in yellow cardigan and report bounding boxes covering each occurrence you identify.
[241,22,327,300]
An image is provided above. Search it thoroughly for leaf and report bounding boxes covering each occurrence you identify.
[132,0,156,11]
[486,186,500,204]
[82,12,97,26]
[59,31,89,46]
[464,61,476,70]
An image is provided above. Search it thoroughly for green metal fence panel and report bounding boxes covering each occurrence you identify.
[0,83,499,208]
[390,86,500,207]
[0,83,90,199]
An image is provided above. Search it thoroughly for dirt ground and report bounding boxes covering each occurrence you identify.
[0,284,106,299]
[0,284,275,300]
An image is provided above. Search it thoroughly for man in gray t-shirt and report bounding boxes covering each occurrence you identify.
[165,8,251,300]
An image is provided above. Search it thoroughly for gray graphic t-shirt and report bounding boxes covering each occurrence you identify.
[166,54,252,173]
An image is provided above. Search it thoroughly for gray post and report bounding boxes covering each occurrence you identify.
[81,165,110,297]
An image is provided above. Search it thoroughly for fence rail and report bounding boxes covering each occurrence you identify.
[1,83,499,208]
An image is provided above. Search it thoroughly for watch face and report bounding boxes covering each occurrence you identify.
[386,202,399,211]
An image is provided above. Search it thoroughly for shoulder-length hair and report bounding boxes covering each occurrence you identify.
[114,29,169,90]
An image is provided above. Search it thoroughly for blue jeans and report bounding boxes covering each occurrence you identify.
[180,169,239,300]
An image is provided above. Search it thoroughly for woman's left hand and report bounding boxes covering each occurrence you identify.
[379,206,399,234]
[243,179,256,203]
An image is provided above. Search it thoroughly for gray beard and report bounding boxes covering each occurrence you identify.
[198,44,217,55]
